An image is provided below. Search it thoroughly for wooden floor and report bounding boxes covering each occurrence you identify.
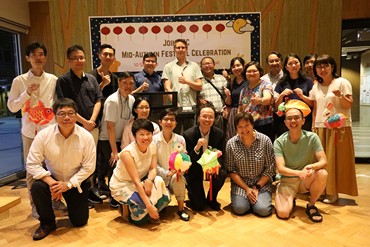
[0,164,369,247]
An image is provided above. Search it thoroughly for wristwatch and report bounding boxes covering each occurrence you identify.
[255,183,261,190]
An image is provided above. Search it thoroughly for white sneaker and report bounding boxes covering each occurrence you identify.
[323,194,338,204]
[52,200,67,211]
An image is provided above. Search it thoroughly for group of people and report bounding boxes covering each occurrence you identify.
[7,39,358,241]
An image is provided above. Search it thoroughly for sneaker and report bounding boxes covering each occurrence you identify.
[52,200,67,211]
[92,184,108,200]
[98,181,110,192]
[110,197,120,208]
[88,189,103,204]
[178,210,190,221]
[323,194,338,204]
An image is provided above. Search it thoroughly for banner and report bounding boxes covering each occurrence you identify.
[89,13,260,72]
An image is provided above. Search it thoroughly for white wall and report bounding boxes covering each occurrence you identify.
[360,50,370,126]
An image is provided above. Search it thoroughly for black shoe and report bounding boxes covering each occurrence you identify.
[88,189,103,204]
[207,200,221,211]
[110,198,119,208]
[98,181,110,192]
[178,210,190,221]
[32,224,56,241]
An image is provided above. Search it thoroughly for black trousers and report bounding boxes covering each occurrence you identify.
[185,163,226,211]
[96,140,120,184]
[31,179,90,227]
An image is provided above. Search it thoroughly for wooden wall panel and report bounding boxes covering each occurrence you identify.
[26,0,343,76]
[342,0,370,20]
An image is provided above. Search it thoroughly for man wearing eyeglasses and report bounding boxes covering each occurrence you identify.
[274,107,327,223]
[132,52,163,94]
[261,51,284,90]
[56,44,103,143]
[95,72,135,207]
[27,98,96,240]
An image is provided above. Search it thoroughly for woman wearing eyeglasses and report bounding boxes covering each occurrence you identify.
[310,54,358,204]
[238,61,274,142]
[274,53,314,137]
[121,97,160,149]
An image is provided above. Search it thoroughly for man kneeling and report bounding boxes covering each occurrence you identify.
[274,108,327,223]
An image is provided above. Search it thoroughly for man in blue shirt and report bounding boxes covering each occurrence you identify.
[132,52,163,94]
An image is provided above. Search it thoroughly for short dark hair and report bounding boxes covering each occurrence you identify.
[99,44,115,54]
[303,53,318,65]
[53,98,78,114]
[200,56,215,65]
[159,108,178,122]
[132,97,151,119]
[234,112,254,129]
[284,108,304,119]
[67,44,84,58]
[117,71,134,81]
[174,39,188,49]
[313,54,339,83]
[26,42,47,56]
[243,61,264,77]
[266,51,283,63]
[196,101,216,118]
[143,52,157,62]
[132,118,154,137]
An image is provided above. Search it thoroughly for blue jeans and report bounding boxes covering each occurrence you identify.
[231,190,272,217]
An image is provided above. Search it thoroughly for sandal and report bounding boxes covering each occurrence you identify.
[178,210,190,221]
[305,204,323,223]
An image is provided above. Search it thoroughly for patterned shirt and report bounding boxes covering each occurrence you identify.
[225,131,276,197]
[238,80,274,126]
[200,74,227,112]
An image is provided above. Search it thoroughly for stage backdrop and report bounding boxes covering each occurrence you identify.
[89,13,260,72]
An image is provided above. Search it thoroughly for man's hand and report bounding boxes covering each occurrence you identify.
[26,83,40,95]
[195,138,208,152]
[140,80,149,92]
[246,187,259,205]
[50,181,69,201]
[299,165,313,180]
[99,71,111,88]
[179,73,188,85]
[83,120,96,131]
[109,152,119,166]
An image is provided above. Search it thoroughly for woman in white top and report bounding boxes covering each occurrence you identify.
[310,54,358,203]
[121,97,160,149]
[110,119,170,225]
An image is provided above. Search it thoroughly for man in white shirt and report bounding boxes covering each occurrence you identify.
[162,39,203,132]
[27,98,96,240]
[7,42,65,218]
[261,51,284,90]
[95,72,135,207]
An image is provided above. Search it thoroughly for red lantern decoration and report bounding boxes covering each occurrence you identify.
[164,25,173,38]
[139,26,148,40]
[190,24,199,39]
[203,24,212,38]
[151,25,161,40]
[216,23,225,38]
[113,26,123,40]
[126,26,135,40]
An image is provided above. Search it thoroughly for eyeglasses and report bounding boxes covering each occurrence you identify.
[175,46,186,50]
[30,52,45,58]
[285,115,302,121]
[69,56,85,61]
[57,111,76,118]
[162,117,176,122]
[101,52,115,58]
[316,64,330,70]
